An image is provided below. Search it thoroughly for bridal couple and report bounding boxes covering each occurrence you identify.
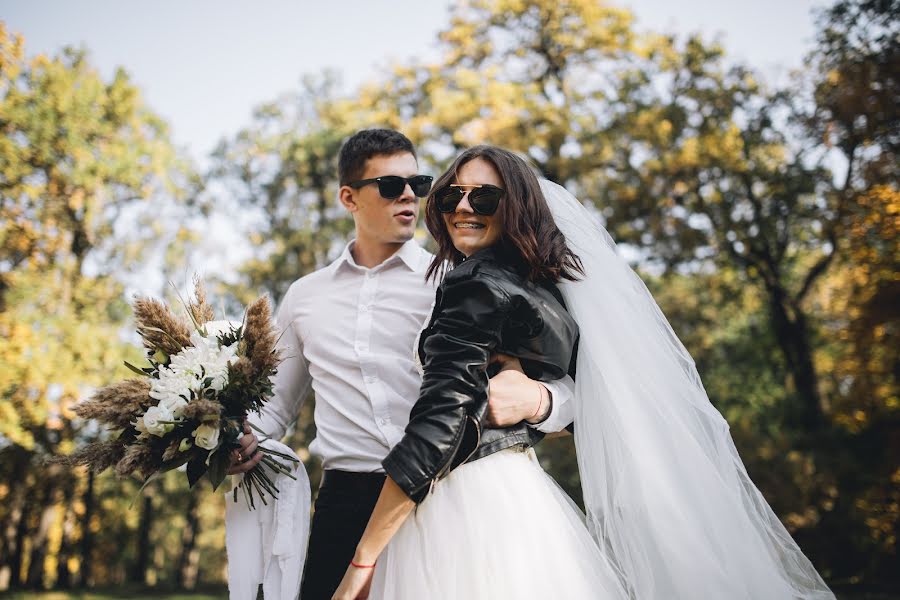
[226,129,834,599]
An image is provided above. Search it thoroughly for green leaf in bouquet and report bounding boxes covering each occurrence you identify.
[124,360,152,377]
[186,454,207,488]
[218,324,242,348]
[207,449,229,491]
[142,325,189,349]
[158,452,192,474]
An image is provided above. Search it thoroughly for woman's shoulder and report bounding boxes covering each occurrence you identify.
[442,246,522,290]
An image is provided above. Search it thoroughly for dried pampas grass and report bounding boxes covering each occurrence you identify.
[133,297,192,356]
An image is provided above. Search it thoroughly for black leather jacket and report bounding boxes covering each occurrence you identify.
[382,245,578,503]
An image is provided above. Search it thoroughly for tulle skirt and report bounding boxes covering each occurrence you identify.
[369,447,628,600]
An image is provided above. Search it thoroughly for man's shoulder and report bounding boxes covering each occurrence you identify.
[282,263,337,300]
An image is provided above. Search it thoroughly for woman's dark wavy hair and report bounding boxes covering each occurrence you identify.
[425,145,583,285]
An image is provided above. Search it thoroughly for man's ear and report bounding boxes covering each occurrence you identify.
[338,185,358,213]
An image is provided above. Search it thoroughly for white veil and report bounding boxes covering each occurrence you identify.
[541,179,835,599]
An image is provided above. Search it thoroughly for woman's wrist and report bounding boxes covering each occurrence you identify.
[353,545,379,566]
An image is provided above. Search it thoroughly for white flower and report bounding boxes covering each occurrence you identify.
[192,422,220,450]
[152,322,239,407]
[199,319,240,341]
[149,366,194,413]
[142,404,173,437]
[171,332,238,393]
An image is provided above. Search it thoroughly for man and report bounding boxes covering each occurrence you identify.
[228,129,573,599]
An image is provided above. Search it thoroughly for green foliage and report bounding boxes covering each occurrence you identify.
[208,75,357,305]
[0,23,202,591]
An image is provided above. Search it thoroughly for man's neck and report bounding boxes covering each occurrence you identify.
[351,236,405,269]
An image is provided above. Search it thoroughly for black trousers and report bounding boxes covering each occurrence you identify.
[300,469,387,600]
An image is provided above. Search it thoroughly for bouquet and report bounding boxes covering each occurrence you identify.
[63,277,298,508]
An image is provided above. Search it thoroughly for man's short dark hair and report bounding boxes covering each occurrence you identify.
[338,128,417,186]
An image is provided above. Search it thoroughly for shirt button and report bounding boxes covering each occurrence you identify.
[360,305,369,313]
[365,376,377,384]
[380,418,389,425]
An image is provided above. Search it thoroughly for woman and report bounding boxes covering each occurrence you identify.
[334,146,834,599]
[334,145,628,599]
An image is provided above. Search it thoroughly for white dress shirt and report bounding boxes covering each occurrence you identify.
[251,238,574,473]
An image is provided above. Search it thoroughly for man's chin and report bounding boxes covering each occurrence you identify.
[391,229,416,244]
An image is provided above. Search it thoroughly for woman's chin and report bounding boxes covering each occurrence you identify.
[452,236,491,257]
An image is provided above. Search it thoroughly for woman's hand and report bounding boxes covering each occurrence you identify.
[332,563,374,600]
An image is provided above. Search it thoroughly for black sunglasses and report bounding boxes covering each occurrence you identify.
[434,184,505,216]
[348,175,433,199]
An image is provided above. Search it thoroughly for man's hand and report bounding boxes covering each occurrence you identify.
[486,354,551,427]
[225,421,264,475]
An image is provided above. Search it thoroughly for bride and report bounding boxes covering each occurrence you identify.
[333,145,834,600]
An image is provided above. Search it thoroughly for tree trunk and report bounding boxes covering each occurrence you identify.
[768,287,824,431]
[130,494,153,586]
[8,493,30,588]
[79,470,95,588]
[0,451,30,590]
[178,492,201,590]
[55,477,77,589]
[25,491,58,589]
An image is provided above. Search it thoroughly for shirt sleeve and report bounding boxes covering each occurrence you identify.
[529,375,575,433]
[247,283,313,441]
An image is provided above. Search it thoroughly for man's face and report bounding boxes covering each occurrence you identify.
[342,152,421,245]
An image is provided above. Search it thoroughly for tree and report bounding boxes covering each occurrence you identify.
[351,0,841,428]
[0,24,199,590]
[208,75,357,305]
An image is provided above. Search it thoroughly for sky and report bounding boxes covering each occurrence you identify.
[2,0,827,165]
[0,0,828,292]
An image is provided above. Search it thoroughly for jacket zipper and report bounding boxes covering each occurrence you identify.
[429,414,482,495]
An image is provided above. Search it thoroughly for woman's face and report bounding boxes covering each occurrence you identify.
[442,158,503,257]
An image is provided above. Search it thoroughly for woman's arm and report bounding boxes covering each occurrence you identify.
[333,271,511,599]
[332,477,414,599]
[381,271,511,502]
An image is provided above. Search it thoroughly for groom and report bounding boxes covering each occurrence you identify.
[228,129,574,599]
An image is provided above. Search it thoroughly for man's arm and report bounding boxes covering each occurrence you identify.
[529,375,574,434]
[228,284,313,474]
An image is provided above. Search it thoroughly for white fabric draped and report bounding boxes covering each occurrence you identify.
[225,439,310,600]
[542,179,834,599]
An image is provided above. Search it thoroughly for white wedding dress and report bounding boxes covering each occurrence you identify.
[368,446,628,599]
[367,316,628,600]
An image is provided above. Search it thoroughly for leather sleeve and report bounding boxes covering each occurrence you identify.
[382,269,510,502]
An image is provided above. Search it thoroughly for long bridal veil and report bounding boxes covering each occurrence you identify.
[541,179,834,599]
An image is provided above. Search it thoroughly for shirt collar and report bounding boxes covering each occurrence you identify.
[331,238,424,274]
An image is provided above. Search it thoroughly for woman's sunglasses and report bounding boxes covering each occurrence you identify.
[348,175,433,199]
[434,184,505,216]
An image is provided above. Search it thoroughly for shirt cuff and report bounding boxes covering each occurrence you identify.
[529,375,575,433]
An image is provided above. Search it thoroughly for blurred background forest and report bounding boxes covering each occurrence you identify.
[1,0,897,597]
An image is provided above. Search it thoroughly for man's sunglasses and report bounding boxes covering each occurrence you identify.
[347,175,433,199]
[433,184,505,216]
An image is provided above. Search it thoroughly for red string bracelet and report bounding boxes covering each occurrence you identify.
[351,560,377,569]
